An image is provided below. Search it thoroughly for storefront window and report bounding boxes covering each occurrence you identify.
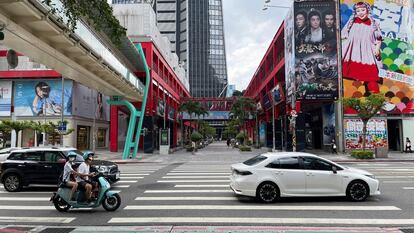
[97,128,106,148]
[77,125,90,150]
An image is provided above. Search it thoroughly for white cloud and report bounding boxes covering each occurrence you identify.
[223,0,289,91]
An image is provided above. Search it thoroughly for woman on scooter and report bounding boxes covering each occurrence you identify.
[63,152,94,201]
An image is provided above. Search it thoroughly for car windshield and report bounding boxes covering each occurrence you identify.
[62,150,84,162]
[243,155,267,166]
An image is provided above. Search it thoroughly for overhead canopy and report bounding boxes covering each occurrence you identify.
[0,0,145,101]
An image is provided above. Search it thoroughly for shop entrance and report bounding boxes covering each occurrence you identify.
[77,125,90,150]
[387,119,402,151]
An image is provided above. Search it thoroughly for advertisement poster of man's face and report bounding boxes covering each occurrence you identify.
[293,1,339,100]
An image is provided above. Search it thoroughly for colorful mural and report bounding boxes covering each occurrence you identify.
[344,119,388,149]
[340,0,414,114]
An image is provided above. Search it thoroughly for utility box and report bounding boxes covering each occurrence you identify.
[375,147,388,158]
[159,128,170,155]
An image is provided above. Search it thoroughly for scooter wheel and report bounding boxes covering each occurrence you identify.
[53,197,71,212]
[102,193,121,211]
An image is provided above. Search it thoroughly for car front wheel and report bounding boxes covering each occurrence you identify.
[3,174,22,192]
[256,182,279,203]
[347,180,369,202]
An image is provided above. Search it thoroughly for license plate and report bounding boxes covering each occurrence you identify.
[115,172,120,180]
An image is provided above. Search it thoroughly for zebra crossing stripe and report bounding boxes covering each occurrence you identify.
[175,185,228,188]
[157,180,229,183]
[134,197,236,201]
[108,217,414,224]
[123,205,400,211]
[162,176,229,179]
[119,177,144,179]
[0,197,49,201]
[120,174,149,176]
[117,181,137,183]
[144,190,232,193]
[402,187,414,190]
[167,173,230,175]
[112,185,130,188]
[376,176,414,178]
[0,216,75,223]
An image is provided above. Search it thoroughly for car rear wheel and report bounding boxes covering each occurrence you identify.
[3,174,22,192]
[347,180,369,202]
[256,182,279,203]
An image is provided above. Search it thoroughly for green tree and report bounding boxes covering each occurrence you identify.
[342,93,386,151]
[223,119,239,139]
[230,97,255,145]
[0,120,32,147]
[42,121,75,146]
[179,100,206,142]
[232,90,243,97]
[0,122,11,148]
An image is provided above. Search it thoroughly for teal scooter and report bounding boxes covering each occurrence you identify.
[50,173,121,212]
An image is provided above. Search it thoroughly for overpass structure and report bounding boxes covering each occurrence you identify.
[0,0,149,159]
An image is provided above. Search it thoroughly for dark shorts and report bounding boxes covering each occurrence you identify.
[78,181,96,190]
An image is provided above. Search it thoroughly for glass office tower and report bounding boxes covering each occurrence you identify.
[113,0,228,97]
[188,0,228,97]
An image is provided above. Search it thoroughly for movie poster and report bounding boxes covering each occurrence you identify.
[344,119,388,149]
[0,81,12,116]
[284,4,296,106]
[341,0,414,114]
[14,80,73,116]
[294,0,339,100]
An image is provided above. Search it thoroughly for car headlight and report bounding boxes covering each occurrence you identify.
[98,166,108,173]
[365,174,376,179]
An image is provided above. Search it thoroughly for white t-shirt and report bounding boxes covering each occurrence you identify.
[76,162,90,182]
[63,162,74,182]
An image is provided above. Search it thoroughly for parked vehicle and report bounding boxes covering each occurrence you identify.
[230,152,380,202]
[0,147,20,162]
[50,172,121,212]
[0,147,120,192]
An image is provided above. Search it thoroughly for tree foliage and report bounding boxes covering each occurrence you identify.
[342,93,386,151]
[230,97,255,143]
[42,0,126,46]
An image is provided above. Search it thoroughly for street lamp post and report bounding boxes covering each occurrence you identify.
[289,109,298,152]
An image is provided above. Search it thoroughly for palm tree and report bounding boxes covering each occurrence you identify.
[230,97,255,145]
[179,100,200,143]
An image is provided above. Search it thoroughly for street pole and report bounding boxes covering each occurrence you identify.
[256,111,259,148]
[163,91,166,129]
[92,90,96,152]
[60,76,64,146]
[272,104,275,151]
[280,117,283,151]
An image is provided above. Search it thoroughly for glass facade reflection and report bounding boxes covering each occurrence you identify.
[188,0,228,97]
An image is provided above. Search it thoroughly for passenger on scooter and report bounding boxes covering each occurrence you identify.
[62,152,94,201]
[76,153,97,203]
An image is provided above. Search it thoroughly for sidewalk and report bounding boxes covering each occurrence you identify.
[94,142,414,164]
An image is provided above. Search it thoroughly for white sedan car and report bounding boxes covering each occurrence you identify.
[230,152,380,202]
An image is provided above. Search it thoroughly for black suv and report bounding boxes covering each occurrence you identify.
[0,147,120,192]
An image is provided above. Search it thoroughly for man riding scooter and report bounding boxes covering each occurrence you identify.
[76,153,97,203]
[62,152,95,201]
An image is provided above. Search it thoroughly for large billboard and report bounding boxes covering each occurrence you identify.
[14,80,73,116]
[72,83,110,121]
[344,119,388,149]
[285,4,296,106]
[341,0,414,114]
[294,0,339,100]
[0,81,12,116]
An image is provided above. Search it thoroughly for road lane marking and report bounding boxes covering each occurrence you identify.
[0,205,54,210]
[135,197,237,201]
[162,176,229,179]
[108,217,414,225]
[175,185,229,188]
[118,177,143,179]
[167,173,230,175]
[124,205,401,211]
[0,191,52,194]
[157,180,229,183]
[0,217,75,223]
[144,190,232,193]
[383,181,414,183]
[0,197,50,201]
[402,187,414,190]
[117,181,137,183]
[376,176,414,178]
[111,185,130,188]
[120,174,149,176]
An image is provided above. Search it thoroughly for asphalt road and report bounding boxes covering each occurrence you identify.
[1,144,414,232]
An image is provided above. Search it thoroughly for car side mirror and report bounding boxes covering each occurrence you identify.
[332,166,337,174]
[58,158,66,164]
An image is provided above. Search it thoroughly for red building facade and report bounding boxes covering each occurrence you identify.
[109,41,191,153]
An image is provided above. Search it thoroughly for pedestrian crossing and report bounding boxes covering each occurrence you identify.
[1,162,414,226]
[0,164,164,224]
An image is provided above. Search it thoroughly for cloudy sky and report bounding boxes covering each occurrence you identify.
[222,0,292,91]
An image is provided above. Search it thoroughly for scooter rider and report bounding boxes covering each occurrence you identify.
[63,152,93,201]
[76,153,96,202]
